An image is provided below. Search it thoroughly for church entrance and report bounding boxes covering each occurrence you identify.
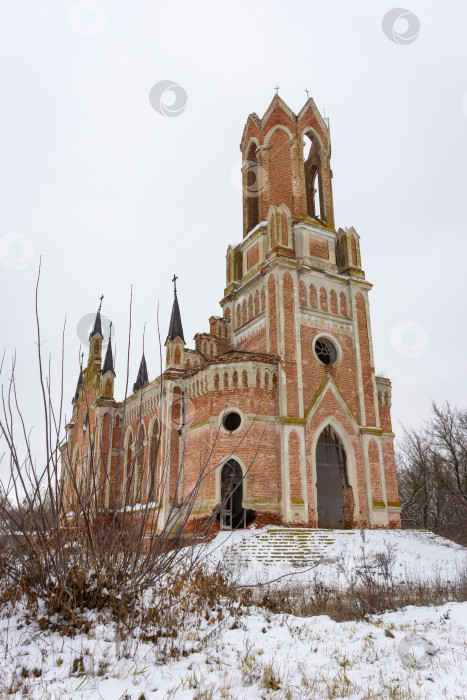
[316,426,347,528]
[220,459,245,529]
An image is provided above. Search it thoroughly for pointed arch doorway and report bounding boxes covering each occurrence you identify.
[316,426,347,528]
[220,459,245,529]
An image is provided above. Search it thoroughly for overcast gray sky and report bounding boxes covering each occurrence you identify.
[1,0,467,469]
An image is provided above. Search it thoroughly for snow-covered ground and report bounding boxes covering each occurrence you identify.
[0,528,465,699]
[203,526,467,587]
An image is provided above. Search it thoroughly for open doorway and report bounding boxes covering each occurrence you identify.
[220,459,245,529]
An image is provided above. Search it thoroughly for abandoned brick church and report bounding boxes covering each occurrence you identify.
[64,94,401,531]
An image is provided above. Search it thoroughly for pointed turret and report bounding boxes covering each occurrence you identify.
[133,354,149,392]
[88,296,105,369]
[166,279,185,342]
[90,310,103,339]
[165,275,185,369]
[101,335,115,376]
[100,323,115,398]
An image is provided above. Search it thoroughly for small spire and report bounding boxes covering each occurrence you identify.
[73,368,84,403]
[166,276,185,342]
[133,354,149,392]
[90,296,104,339]
[101,322,115,375]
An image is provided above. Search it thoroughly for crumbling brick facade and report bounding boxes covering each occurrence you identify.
[63,95,401,531]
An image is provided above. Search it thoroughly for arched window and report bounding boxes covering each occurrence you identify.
[124,430,133,502]
[174,346,181,364]
[303,131,323,219]
[135,425,145,503]
[148,418,160,501]
[244,142,259,234]
[254,290,259,315]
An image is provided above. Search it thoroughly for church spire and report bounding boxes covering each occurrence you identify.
[101,323,115,376]
[166,275,185,342]
[133,354,149,392]
[90,295,104,339]
[73,363,84,403]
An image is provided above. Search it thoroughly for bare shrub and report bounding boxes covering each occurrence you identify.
[0,267,258,632]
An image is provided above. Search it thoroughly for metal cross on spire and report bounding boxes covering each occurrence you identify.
[274,85,280,95]
[172,274,178,295]
[109,321,112,340]
[305,88,310,99]
[98,294,104,312]
[80,352,84,370]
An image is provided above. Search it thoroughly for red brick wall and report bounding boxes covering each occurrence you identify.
[382,439,399,503]
[340,292,347,316]
[283,272,299,416]
[356,293,376,426]
[300,325,359,420]
[309,284,317,308]
[320,287,328,312]
[368,439,383,502]
[288,430,302,500]
[268,274,277,354]
[247,243,259,269]
[269,128,294,211]
[310,234,329,259]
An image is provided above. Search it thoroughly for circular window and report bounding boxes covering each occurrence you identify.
[223,411,242,432]
[314,337,338,366]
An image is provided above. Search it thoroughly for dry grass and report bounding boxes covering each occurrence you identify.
[250,541,467,622]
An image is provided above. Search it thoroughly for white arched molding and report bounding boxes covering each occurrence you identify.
[299,125,326,152]
[264,123,294,145]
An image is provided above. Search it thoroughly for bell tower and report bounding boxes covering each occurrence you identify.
[240,93,335,238]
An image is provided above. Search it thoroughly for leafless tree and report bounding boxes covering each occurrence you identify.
[398,402,467,545]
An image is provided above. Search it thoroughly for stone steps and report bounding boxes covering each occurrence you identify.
[224,527,354,566]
